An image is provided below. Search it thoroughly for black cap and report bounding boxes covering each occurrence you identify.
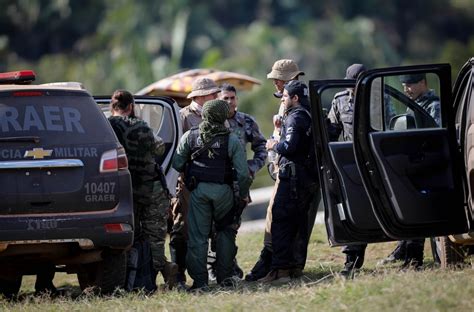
[284,80,309,100]
[345,63,366,79]
[399,74,426,84]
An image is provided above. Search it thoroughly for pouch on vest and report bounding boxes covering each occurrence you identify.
[278,162,292,180]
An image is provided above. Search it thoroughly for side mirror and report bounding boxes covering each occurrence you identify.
[389,114,416,130]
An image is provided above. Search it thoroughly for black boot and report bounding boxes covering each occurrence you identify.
[244,247,272,282]
[377,241,406,266]
[340,252,365,279]
[35,264,57,295]
[402,240,424,269]
[232,258,244,279]
[170,240,187,289]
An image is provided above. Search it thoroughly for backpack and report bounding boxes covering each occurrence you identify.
[125,239,157,293]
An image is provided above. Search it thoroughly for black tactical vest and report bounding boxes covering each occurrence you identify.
[185,128,233,188]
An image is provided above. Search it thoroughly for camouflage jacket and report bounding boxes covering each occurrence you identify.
[180,102,203,133]
[226,111,267,175]
[327,89,354,141]
[416,89,440,126]
[108,116,164,186]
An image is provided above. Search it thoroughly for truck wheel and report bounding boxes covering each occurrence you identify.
[77,251,126,295]
[0,276,22,298]
[431,236,465,268]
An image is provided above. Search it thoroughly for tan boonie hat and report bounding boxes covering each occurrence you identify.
[186,77,221,99]
[267,59,305,81]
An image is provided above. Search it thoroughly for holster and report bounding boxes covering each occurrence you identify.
[279,162,298,199]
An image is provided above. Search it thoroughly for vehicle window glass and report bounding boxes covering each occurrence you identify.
[135,104,171,143]
[369,77,383,131]
[370,73,441,131]
[0,92,116,144]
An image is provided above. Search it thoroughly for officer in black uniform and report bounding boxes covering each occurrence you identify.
[259,81,319,284]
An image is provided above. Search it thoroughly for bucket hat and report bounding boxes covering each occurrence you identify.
[186,77,221,99]
[267,59,305,81]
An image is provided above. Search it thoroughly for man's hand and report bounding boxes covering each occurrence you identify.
[273,114,282,129]
[266,138,277,151]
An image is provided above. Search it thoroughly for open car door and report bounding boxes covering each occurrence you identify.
[353,64,470,239]
[95,96,182,196]
[309,80,391,246]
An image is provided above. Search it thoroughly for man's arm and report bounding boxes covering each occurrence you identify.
[326,98,342,142]
[244,115,268,175]
[172,131,191,173]
[427,100,441,126]
[229,134,252,198]
[274,113,305,157]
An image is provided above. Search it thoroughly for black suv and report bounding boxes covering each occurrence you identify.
[310,58,474,267]
[0,71,134,296]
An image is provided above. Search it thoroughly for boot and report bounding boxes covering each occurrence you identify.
[401,242,423,269]
[244,247,272,282]
[377,241,406,266]
[258,269,291,285]
[290,267,304,278]
[340,253,364,279]
[160,261,178,289]
[232,258,244,279]
[35,264,57,295]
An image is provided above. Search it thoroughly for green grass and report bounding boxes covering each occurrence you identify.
[1,224,473,311]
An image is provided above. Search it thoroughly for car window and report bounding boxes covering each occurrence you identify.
[0,90,116,145]
[369,73,441,131]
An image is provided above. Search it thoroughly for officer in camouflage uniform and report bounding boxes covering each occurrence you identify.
[206,83,267,281]
[378,73,440,268]
[108,89,177,289]
[327,64,369,277]
[172,99,252,290]
[221,83,267,177]
[401,73,440,125]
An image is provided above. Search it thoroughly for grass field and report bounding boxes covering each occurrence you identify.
[1,224,473,311]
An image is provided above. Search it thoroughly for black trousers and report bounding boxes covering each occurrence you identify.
[271,178,316,270]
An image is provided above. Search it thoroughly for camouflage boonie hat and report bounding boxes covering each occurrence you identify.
[267,59,305,81]
[187,77,221,99]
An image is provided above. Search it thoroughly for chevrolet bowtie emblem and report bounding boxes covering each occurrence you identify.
[24,148,53,159]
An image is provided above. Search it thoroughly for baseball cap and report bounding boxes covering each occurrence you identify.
[284,80,309,99]
[345,63,367,79]
[399,74,426,84]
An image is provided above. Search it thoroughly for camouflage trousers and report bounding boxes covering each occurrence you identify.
[169,176,190,279]
[134,180,170,271]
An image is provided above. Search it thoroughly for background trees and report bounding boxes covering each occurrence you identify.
[1,0,473,186]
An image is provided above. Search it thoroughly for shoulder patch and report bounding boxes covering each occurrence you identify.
[334,90,350,99]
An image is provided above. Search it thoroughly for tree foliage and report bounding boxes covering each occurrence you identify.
[1,0,473,187]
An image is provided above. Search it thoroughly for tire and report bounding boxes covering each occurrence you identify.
[77,251,127,295]
[0,276,22,299]
[431,236,466,269]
